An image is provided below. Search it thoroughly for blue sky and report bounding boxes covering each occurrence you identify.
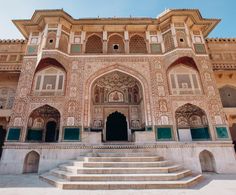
[0,0,235,39]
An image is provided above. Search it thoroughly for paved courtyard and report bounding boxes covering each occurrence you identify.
[0,173,236,195]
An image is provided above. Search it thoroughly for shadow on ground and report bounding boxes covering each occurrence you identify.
[0,174,52,188]
[190,173,236,190]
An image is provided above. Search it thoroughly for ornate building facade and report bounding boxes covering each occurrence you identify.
[0,9,236,176]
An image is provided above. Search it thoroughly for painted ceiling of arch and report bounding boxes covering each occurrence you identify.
[175,104,205,118]
[31,105,60,117]
[94,71,140,89]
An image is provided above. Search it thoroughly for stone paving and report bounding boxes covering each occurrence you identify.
[0,173,236,195]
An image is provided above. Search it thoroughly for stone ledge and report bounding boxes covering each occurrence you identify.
[3,141,233,150]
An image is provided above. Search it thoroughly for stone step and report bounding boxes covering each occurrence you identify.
[59,164,183,174]
[51,168,192,181]
[83,156,164,162]
[83,152,160,157]
[81,161,170,168]
[40,173,203,190]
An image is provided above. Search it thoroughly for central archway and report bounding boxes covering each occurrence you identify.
[89,70,146,142]
[106,111,128,141]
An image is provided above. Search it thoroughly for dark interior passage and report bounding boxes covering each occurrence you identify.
[0,126,6,159]
[106,111,128,141]
[45,121,57,142]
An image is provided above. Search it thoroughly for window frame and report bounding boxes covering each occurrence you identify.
[33,66,65,95]
[168,65,202,95]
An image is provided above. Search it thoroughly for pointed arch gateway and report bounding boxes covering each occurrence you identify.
[89,70,146,142]
[26,105,60,142]
[175,103,211,141]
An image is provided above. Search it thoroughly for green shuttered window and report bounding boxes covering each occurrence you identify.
[156,127,173,140]
[216,127,229,139]
[7,128,21,141]
[63,127,81,141]
[190,127,210,140]
[27,129,43,141]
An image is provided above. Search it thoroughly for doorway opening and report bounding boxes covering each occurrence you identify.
[199,150,216,173]
[45,121,57,142]
[23,151,40,174]
[106,111,128,141]
[0,125,6,159]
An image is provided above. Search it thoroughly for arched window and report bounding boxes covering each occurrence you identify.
[85,34,103,53]
[45,31,56,49]
[33,66,65,96]
[219,85,236,107]
[129,35,147,53]
[108,34,125,53]
[0,88,15,109]
[168,64,202,95]
[176,30,188,48]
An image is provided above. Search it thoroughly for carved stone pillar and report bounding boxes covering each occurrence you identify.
[55,24,62,49]
[103,31,108,54]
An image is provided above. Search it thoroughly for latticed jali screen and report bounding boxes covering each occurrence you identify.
[85,35,103,53]
[129,35,147,53]
[163,31,175,52]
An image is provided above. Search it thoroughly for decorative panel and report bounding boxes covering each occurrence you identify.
[27,45,38,55]
[150,44,162,54]
[216,126,229,139]
[71,44,81,54]
[163,31,175,52]
[194,44,206,54]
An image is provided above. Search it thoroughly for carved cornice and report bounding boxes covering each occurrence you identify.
[206,38,236,43]
[212,64,236,70]
[0,39,26,44]
[0,64,22,71]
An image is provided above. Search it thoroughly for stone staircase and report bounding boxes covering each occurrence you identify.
[40,152,203,189]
